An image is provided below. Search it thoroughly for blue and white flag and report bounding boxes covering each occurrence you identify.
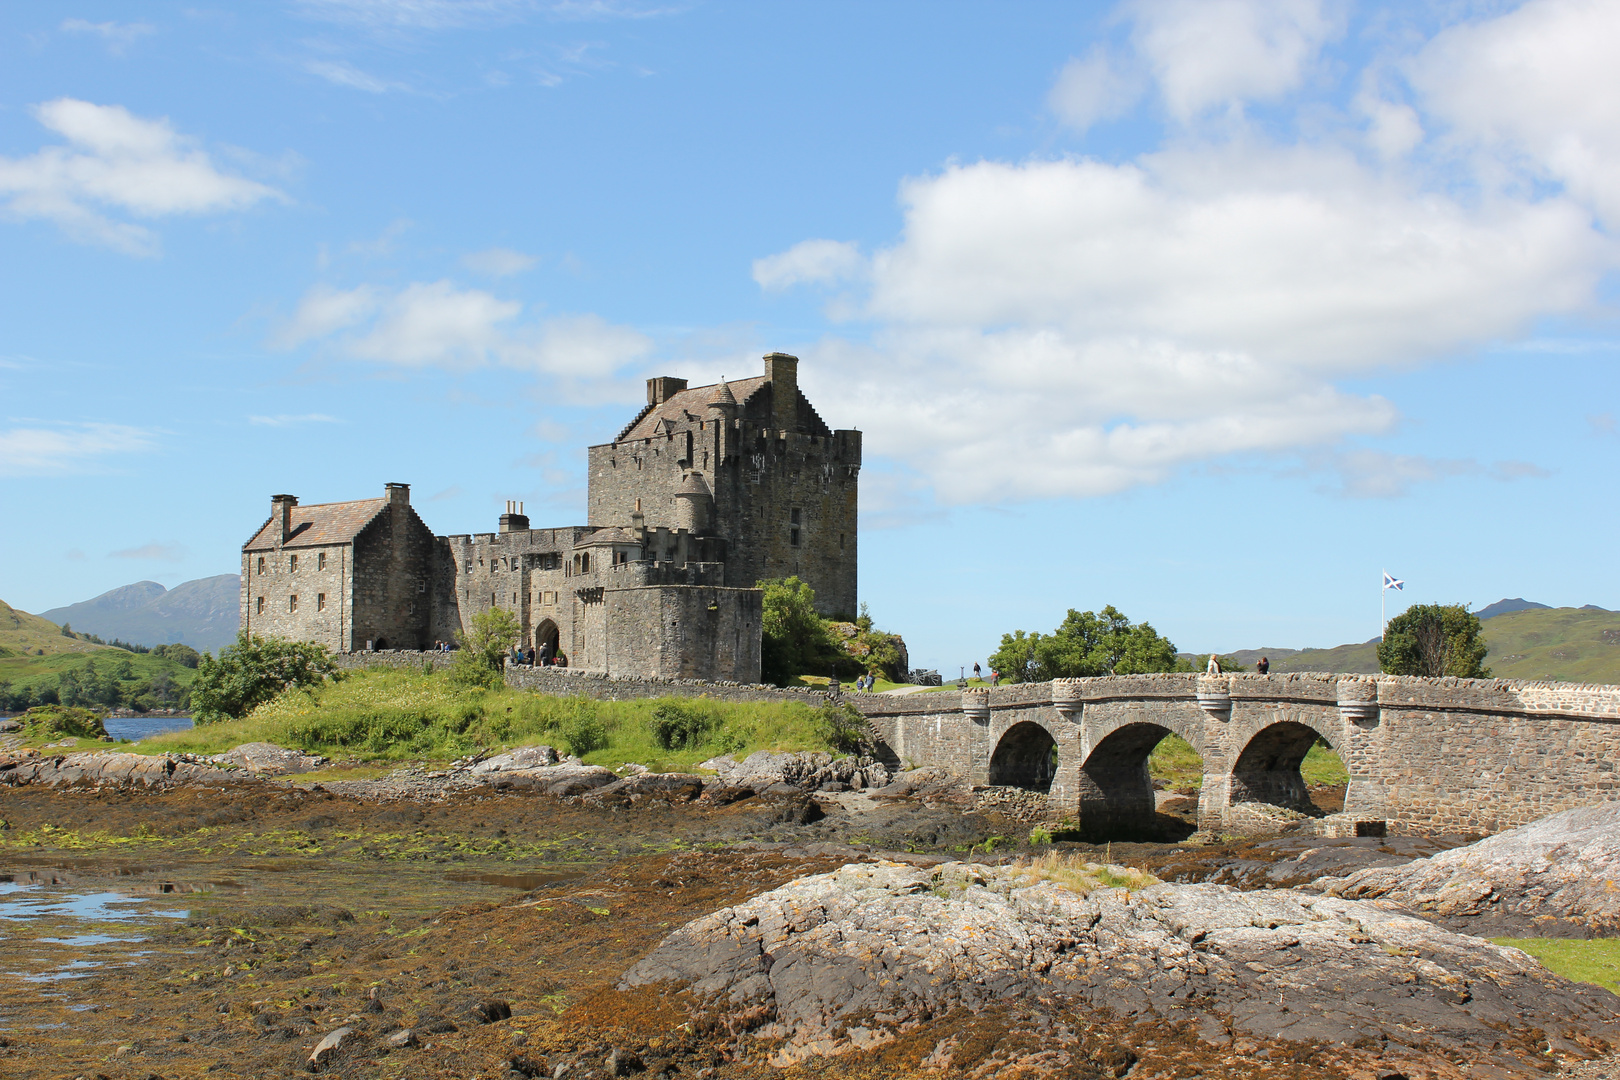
[1382,571,1404,591]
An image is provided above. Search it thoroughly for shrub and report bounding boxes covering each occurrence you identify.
[649,701,717,751]
[190,631,339,724]
[815,700,867,755]
[451,609,522,689]
[560,711,608,757]
[18,704,107,739]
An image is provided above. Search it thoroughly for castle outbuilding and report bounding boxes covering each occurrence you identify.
[239,353,860,682]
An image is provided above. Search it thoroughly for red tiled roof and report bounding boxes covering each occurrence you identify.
[618,376,767,441]
[242,498,388,551]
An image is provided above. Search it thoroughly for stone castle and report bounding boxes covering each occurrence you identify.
[239,353,860,681]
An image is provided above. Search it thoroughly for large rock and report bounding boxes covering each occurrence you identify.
[620,860,1620,1072]
[698,751,890,792]
[0,750,222,789]
[210,743,326,775]
[1319,801,1620,936]
[468,745,559,773]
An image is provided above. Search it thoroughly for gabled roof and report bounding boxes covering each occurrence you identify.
[617,376,768,442]
[243,498,388,551]
[578,526,642,546]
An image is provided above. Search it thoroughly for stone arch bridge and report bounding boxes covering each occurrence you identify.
[851,673,1620,837]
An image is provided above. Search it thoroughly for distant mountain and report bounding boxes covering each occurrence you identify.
[1476,597,1553,620]
[0,598,113,658]
[38,575,240,652]
[1215,606,1620,684]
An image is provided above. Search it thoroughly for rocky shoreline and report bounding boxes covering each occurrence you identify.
[0,745,1617,1079]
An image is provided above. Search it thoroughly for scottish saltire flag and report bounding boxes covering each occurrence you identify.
[1383,571,1404,591]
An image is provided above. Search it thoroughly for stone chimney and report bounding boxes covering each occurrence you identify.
[386,482,410,507]
[764,352,798,431]
[499,499,530,534]
[646,376,688,406]
[271,494,297,546]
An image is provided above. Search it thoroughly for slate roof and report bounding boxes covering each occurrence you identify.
[578,526,642,546]
[242,498,389,551]
[617,376,767,442]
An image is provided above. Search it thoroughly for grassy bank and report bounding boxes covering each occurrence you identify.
[1493,938,1620,993]
[136,667,842,772]
[1148,734,1349,791]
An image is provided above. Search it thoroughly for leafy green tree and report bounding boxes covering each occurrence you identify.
[190,631,339,724]
[59,621,73,638]
[1378,603,1490,678]
[759,576,847,686]
[151,643,201,669]
[989,605,1181,683]
[451,608,524,689]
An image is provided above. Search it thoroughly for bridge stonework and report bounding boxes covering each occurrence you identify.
[852,673,1620,837]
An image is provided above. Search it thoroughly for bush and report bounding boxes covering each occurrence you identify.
[649,701,716,751]
[151,643,201,669]
[451,609,523,689]
[190,631,340,724]
[815,700,868,755]
[18,704,107,739]
[560,711,608,757]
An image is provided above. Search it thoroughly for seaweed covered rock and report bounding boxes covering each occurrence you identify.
[15,704,107,739]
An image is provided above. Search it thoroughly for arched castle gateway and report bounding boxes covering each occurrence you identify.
[239,353,859,681]
[857,672,1620,838]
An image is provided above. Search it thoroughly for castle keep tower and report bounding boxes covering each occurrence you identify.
[586,353,860,617]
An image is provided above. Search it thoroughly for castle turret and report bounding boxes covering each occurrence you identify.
[673,470,713,533]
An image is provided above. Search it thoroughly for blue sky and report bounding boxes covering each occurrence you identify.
[2,0,1617,670]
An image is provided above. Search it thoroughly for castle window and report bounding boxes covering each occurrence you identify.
[409,602,416,615]
[318,552,327,571]
[790,528,800,547]
[492,592,497,605]
[290,554,298,573]
[256,596,264,615]
[418,582,426,594]
[289,594,298,613]
[840,532,845,550]
[317,593,326,612]
[790,507,801,525]
[257,556,266,576]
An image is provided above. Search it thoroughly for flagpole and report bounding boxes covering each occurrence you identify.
[1381,569,1385,642]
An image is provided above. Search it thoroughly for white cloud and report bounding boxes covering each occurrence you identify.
[1127,0,1344,122]
[761,0,1620,506]
[248,413,342,426]
[275,279,652,392]
[273,284,382,349]
[462,247,538,276]
[109,542,188,562]
[60,18,154,53]
[0,99,282,255]
[752,239,864,291]
[305,59,409,93]
[1049,46,1143,132]
[1322,451,1551,499]
[0,421,157,477]
[1409,0,1620,228]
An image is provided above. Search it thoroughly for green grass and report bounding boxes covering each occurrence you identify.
[135,667,844,771]
[1147,734,1349,791]
[1493,938,1620,994]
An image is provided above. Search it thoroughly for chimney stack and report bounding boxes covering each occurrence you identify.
[271,494,297,546]
[386,482,410,507]
[499,499,530,534]
[764,352,798,432]
[646,376,689,406]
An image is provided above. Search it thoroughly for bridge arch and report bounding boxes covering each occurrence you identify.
[1229,716,1343,819]
[989,721,1058,792]
[1077,713,1207,841]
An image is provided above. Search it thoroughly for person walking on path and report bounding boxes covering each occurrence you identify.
[973,662,982,681]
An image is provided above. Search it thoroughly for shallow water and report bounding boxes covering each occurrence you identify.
[103,714,193,742]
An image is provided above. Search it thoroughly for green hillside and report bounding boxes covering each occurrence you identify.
[0,598,113,658]
[1237,607,1620,684]
[0,648,198,713]
[1480,606,1620,684]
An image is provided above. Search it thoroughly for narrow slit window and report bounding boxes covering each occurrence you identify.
[318,551,327,571]
[257,556,266,575]
[256,596,264,615]
[289,554,298,573]
[289,594,298,613]
[317,593,326,612]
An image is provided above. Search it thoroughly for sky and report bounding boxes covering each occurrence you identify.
[1,0,1617,672]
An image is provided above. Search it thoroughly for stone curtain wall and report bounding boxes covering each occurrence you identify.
[604,585,763,683]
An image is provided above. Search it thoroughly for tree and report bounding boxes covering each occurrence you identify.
[988,605,1182,683]
[759,576,845,686]
[1378,603,1490,678]
[451,608,523,688]
[190,631,339,724]
[59,621,73,638]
